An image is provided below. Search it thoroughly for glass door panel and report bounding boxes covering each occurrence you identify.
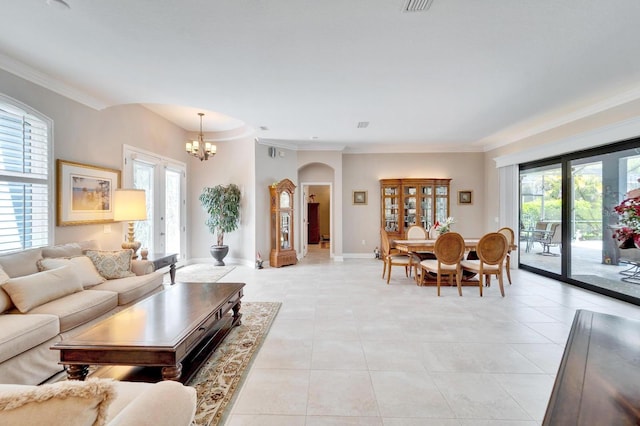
[403,186,417,228]
[519,164,562,275]
[420,186,433,228]
[164,168,181,256]
[568,150,640,293]
[133,161,154,253]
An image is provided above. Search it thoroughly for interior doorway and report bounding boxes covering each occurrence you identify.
[301,183,331,259]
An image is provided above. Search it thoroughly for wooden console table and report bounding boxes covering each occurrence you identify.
[52,282,244,383]
[145,252,178,284]
[543,309,640,425]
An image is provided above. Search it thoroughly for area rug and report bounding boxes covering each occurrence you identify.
[163,263,235,284]
[188,301,280,426]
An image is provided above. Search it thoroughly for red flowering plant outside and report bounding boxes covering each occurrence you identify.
[612,195,640,249]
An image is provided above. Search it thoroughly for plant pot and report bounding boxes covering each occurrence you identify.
[210,245,229,266]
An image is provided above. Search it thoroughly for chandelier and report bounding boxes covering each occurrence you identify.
[186,113,216,161]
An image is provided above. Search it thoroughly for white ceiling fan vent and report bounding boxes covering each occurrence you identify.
[357,121,370,129]
[403,0,434,12]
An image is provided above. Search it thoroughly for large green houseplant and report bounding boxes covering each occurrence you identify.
[199,183,241,265]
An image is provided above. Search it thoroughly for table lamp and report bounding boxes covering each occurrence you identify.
[113,189,147,259]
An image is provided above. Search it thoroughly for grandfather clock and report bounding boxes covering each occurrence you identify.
[269,178,298,267]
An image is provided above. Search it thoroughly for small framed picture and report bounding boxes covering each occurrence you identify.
[458,190,473,205]
[353,190,368,205]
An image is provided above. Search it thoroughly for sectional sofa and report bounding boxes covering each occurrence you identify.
[0,241,164,385]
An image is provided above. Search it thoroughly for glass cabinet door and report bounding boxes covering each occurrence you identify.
[403,185,417,228]
[383,186,399,232]
[280,212,290,249]
[420,186,433,228]
[435,185,449,223]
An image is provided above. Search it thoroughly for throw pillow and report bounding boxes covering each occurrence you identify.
[0,266,12,313]
[37,256,106,288]
[85,249,136,280]
[41,242,83,259]
[1,265,83,313]
[0,378,115,426]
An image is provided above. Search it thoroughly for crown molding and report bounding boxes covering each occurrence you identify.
[480,84,640,152]
[0,53,110,110]
[493,115,640,168]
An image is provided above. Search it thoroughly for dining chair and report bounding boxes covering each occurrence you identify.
[405,225,433,266]
[380,228,414,284]
[461,232,509,297]
[419,232,465,296]
[497,226,515,285]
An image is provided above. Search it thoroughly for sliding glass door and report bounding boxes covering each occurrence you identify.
[518,139,640,303]
[519,163,562,275]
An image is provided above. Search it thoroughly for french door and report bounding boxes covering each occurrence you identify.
[123,146,186,260]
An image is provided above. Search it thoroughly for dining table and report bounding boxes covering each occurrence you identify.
[393,238,517,284]
[393,238,517,253]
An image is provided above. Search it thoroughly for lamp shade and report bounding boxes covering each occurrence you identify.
[113,189,147,221]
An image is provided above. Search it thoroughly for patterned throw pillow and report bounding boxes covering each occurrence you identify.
[84,249,136,280]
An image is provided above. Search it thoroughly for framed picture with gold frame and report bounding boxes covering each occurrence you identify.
[353,190,368,205]
[458,190,473,205]
[56,160,121,226]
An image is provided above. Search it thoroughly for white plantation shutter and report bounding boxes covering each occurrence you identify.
[0,101,51,253]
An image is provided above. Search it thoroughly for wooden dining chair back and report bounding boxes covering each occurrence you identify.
[380,228,413,284]
[497,226,515,285]
[419,232,465,296]
[461,232,509,297]
[406,225,428,240]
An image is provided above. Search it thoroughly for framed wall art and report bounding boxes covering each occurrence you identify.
[458,190,473,205]
[353,190,368,205]
[57,160,121,226]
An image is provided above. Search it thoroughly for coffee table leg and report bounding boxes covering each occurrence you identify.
[169,263,176,285]
[67,364,89,381]
[233,301,242,326]
[161,363,182,381]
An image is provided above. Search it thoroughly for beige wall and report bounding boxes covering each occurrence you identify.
[342,152,486,255]
[254,143,299,264]
[0,68,188,251]
[188,136,256,265]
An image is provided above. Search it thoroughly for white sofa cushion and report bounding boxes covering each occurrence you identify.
[0,248,42,278]
[90,273,162,306]
[0,379,115,426]
[1,266,84,313]
[38,256,106,288]
[0,266,12,313]
[29,290,118,333]
[0,314,59,364]
[85,250,136,280]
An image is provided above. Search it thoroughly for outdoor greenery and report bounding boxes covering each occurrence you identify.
[199,184,241,247]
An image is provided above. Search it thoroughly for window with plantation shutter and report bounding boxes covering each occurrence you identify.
[0,98,51,254]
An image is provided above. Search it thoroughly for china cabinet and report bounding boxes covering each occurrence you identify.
[270,178,298,267]
[380,178,451,242]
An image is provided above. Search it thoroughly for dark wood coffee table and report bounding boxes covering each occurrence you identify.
[52,282,244,382]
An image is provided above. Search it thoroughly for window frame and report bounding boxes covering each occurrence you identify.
[0,93,54,253]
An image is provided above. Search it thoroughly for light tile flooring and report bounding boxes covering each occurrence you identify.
[219,247,640,425]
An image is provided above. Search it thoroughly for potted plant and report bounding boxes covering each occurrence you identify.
[199,183,241,265]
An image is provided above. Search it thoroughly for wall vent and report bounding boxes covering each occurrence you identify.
[357,121,370,128]
[403,0,434,12]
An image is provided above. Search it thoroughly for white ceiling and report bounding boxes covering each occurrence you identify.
[2,0,640,152]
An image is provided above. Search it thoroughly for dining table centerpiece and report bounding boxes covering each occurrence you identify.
[430,217,455,238]
[612,189,640,249]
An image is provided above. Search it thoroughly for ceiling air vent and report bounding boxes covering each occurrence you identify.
[357,121,369,129]
[403,0,434,12]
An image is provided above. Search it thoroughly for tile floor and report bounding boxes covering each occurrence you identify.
[219,248,640,425]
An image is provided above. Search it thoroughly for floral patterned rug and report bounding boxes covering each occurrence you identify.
[188,301,280,426]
